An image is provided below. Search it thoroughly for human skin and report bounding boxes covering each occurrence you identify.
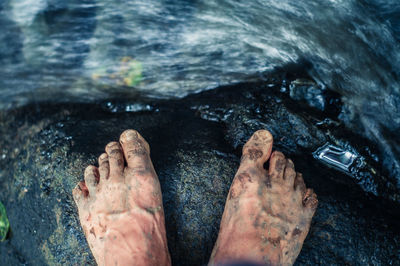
[209,130,318,265]
[72,129,317,266]
[72,130,171,266]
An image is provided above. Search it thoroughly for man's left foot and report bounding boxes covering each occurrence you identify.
[72,130,171,266]
[210,130,318,265]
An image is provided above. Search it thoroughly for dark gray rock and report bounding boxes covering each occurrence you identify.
[0,82,399,265]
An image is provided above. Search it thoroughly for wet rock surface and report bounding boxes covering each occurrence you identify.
[0,83,399,265]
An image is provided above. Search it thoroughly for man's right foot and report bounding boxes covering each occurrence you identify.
[210,130,318,266]
[72,130,171,266]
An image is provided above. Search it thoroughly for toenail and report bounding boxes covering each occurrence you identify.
[122,129,139,141]
[99,153,108,160]
[255,130,273,141]
[275,159,285,172]
[85,165,97,175]
[106,142,119,149]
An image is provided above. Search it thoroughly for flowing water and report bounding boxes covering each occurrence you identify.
[1,0,400,183]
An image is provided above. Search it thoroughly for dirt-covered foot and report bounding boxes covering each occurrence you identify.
[72,130,171,266]
[210,130,318,266]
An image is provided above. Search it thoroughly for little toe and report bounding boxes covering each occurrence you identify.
[105,141,125,180]
[72,181,89,205]
[98,153,110,181]
[268,151,286,180]
[241,129,273,169]
[119,129,150,169]
[84,165,99,195]
[303,188,318,213]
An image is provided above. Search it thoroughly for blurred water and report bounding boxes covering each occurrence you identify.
[0,0,400,181]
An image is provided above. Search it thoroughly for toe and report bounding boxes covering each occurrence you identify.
[98,153,110,181]
[268,151,286,180]
[119,129,150,169]
[105,141,125,181]
[72,181,89,205]
[84,165,99,194]
[283,159,296,185]
[303,188,318,213]
[294,172,306,195]
[241,129,273,169]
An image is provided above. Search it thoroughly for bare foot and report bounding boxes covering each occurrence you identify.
[72,130,171,266]
[209,130,318,266]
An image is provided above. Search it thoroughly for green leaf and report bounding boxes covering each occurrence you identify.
[0,201,10,241]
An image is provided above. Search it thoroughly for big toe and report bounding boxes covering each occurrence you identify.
[119,129,150,169]
[241,129,273,169]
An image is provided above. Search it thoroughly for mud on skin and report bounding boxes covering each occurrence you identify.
[74,129,318,266]
[210,130,318,265]
[72,130,171,266]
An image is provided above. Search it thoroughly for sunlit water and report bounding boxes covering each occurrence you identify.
[1,0,400,182]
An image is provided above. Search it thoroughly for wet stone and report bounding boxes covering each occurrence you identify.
[0,82,399,265]
[289,79,325,111]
